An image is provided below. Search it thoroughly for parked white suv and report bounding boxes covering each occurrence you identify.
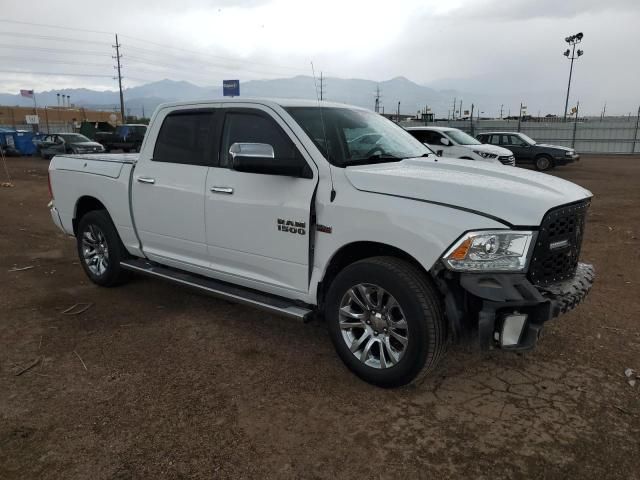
[406,126,515,166]
[48,99,593,387]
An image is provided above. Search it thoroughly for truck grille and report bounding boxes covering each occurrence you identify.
[528,200,589,286]
[498,155,515,166]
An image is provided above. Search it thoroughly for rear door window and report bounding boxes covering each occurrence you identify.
[153,110,217,166]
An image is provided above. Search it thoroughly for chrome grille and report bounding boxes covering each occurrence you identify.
[498,155,515,166]
[528,200,589,286]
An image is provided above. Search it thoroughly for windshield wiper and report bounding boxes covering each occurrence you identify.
[344,153,402,167]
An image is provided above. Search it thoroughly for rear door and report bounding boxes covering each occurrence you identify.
[204,106,317,295]
[132,107,219,271]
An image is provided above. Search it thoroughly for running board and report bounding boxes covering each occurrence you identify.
[120,258,313,321]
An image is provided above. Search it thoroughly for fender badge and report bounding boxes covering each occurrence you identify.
[316,224,332,234]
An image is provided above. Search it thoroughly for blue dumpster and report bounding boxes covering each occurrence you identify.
[0,128,36,155]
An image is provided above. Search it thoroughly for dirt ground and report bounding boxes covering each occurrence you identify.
[1,155,639,479]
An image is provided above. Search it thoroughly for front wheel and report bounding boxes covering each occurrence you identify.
[535,155,553,171]
[325,257,446,387]
[76,210,130,287]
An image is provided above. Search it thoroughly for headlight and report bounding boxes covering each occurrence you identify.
[565,151,575,156]
[472,150,497,159]
[443,230,535,272]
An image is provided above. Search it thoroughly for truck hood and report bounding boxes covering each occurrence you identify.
[469,143,513,156]
[70,141,104,149]
[536,143,574,152]
[344,157,592,226]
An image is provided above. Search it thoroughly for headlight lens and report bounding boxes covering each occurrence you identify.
[472,150,497,159]
[443,230,534,272]
[565,150,575,156]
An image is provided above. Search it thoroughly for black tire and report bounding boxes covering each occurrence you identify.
[76,210,130,287]
[535,155,553,171]
[325,256,446,388]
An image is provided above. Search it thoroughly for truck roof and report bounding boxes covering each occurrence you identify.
[477,131,523,135]
[155,97,368,111]
[404,126,459,132]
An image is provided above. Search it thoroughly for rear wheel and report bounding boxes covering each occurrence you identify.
[535,155,553,171]
[76,210,130,287]
[325,256,446,387]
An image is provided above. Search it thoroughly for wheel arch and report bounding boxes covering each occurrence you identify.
[73,195,108,235]
[317,241,432,308]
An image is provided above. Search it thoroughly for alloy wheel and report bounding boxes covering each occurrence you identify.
[338,283,409,369]
[81,224,109,276]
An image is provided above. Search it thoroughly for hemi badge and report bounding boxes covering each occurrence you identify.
[549,239,570,250]
[316,224,333,234]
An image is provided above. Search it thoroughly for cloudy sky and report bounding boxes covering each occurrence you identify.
[0,0,639,115]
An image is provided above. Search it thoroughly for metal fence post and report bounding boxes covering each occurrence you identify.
[633,105,640,154]
[571,101,580,149]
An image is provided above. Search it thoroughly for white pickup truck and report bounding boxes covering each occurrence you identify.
[48,99,595,387]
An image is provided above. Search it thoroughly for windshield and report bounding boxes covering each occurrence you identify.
[446,129,481,145]
[285,107,432,167]
[60,134,91,143]
[518,133,537,145]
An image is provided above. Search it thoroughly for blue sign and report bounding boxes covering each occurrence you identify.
[223,80,240,97]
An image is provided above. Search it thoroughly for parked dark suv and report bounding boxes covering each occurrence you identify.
[476,132,580,171]
[95,124,147,153]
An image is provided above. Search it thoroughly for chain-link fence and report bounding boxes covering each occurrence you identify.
[401,118,640,154]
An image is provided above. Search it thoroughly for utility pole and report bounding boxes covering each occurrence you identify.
[397,101,401,122]
[571,101,580,148]
[56,93,60,108]
[459,99,463,120]
[500,104,504,119]
[632,105,640,153]
[562,32,584,121]
[374,85,381,113]
[142,104,146,119]
[452,98,457,120]
[113,34,125,124]
[319,72,325,101]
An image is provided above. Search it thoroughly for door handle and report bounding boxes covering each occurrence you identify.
[137,176,155,184]
[210,186,234,194]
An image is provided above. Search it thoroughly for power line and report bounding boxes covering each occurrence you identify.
[0,18,113,36]
[0,31,108,45]
[0,69,114,78]
[0,55,112,67]
[0,44,111,56]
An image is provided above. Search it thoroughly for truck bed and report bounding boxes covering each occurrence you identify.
[54,153,139,164]
[49,152,141,256]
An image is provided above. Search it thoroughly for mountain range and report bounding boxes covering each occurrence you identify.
[0,76,567,118]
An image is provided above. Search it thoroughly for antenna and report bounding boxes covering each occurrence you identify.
[311,62,336,201]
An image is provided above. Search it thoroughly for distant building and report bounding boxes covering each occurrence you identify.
[0,105,122,132]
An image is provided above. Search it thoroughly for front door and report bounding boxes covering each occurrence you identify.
[205,106,317,295]
[132,108,219,270]
[502,134,529,161]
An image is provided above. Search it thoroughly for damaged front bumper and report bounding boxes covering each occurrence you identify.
[445,263,595,351]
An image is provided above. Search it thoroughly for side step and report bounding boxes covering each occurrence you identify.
[120,258,314,321]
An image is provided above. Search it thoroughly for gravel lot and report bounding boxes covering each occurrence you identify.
[1,155,639,479]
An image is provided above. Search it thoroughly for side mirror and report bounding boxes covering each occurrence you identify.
[229,142,311,178]
[440,137,450,146]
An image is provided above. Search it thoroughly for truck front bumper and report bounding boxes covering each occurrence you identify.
[458,262,595,351]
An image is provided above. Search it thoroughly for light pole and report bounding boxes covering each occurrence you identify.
[563,32,584,121]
